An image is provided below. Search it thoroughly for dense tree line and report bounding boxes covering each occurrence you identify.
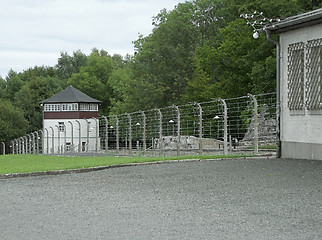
[0,0,320,142]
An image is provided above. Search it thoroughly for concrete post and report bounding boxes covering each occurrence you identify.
[75,120,81,153]
[12,140,15,154]
[172,106,181,156]
[113,115,119,153]
[35,130,41,154]
[84,119,90,153]
[55,125,60,154]
[68,121,74,153]
[156,109,163,156]
[219,99,228,155]
[93,118,99,152]
[49,126,54,154]
[140,111,147,152]
[1,142,5,155]
[44,128,49,154]
[248,94,259,155]
[31,132,36,154]
[127,114,132,155]
[103,116,108,152]
[195,102,203,154]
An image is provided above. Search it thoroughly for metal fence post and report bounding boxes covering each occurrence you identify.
[44,128,49,154]
[127,113,132,155]
[219,99,228,155]
[248,94,259,155]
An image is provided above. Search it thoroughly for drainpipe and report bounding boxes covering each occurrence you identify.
[265,29,281,158]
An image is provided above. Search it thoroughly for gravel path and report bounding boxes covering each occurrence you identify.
[0,158,321,240]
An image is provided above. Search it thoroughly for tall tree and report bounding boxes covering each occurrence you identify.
[0,100,28,142]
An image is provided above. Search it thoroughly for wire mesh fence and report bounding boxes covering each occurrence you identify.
[8,92,277,157]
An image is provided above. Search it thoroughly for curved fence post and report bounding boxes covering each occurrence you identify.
[75,120,81,153]
[140,110,146,152]
[55,125,60,154]
[93,118,99,152]
[24,136,28,154]
[112,115,119,153]
[49,126,54,154]
[102,116,108,152]
[219,99,228,155]
[195,102,203,154]
[127,113,132,155]
[156,109,163,156]
[44,128,49,154]
[1,142,5,155]
[171,106,181,156]
[68,121,74,153]
[31,132,36,154]
[12,140,15,154]
[84,119,90,153]
[248,93,259,155]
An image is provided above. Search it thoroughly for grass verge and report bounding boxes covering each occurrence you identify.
[0,154,251,175]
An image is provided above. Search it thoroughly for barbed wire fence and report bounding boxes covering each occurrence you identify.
[6,92,277,157]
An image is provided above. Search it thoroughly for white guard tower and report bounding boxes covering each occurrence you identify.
[41,85,101,154]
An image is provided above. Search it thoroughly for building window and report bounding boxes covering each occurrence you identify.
[80,103,98,111]
[287,42,305,111]
[62,103,78,111]
[44,104,61,112]
[58,122,65,132]
[80,104,89,111]
[66,142,71,152]
[306,38,322,110]
[89,104,98,111]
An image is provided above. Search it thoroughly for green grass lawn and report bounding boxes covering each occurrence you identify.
[0,154,251,175]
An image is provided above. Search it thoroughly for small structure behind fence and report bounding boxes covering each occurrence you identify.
[7,93,277,157]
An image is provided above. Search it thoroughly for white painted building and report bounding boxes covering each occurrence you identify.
[268,8,322,160]
[41,86,101,154]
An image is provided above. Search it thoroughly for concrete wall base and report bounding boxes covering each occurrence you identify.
[281,141,322,160]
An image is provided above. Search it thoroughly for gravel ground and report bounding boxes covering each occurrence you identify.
[0,158,321,240]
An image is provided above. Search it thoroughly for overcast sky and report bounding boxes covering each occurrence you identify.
[0,0,185,78]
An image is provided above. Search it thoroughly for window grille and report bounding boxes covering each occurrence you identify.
[80,104,89,111]
[44,104,61,112]
[62,103,78,111]
[287,42,305,111]
[306,38,322,110]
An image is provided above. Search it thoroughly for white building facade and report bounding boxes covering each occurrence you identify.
[41,86,101,154]
[269,9,322,160]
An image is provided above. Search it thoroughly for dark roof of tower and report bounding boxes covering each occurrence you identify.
[40,85,101,104]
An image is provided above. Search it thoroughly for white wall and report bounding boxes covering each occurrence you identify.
[43,118,100,154]
[280,23,322,159]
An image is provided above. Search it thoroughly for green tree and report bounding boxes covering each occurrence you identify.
[0,100,28,142]
[56,50,88,83]
[67,49,117,114]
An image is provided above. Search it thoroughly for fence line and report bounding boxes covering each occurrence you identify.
[5,92,277,157]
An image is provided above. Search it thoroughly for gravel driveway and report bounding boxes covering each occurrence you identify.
[0,158,321,240]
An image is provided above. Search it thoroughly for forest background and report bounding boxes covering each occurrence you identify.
[0,0,321,142]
